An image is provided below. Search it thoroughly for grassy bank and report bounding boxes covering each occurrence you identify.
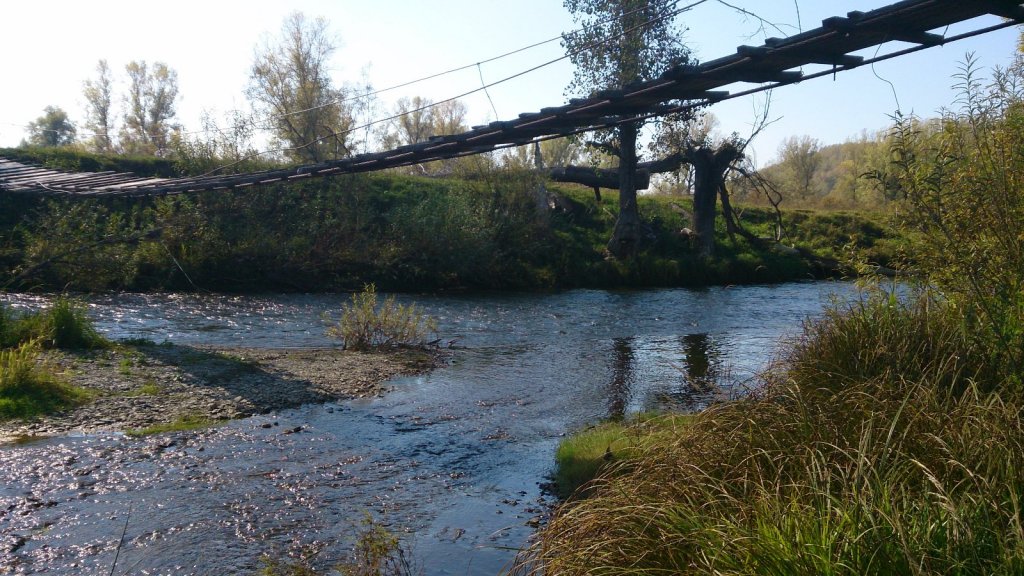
[0,148,897,293]
[522,291,1024,575]
[520,58,1024,575]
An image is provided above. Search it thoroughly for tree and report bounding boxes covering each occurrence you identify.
[247,12,352,164]
[24,106,77,147]
[82,59,115,153]
[383,96,436,148]
[777,135,822,199]
[561,0,693,258]
[381,97,469,175]
[120,60,180,156]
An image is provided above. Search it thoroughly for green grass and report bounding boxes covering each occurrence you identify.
[126,415,218,436]
[0,341,90,420]
[518,291,1024,575]
[136,381,162,395]
[554,413,693,499]
[3,297,108,350]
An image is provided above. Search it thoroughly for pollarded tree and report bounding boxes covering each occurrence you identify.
[24,106,77,147]
[247,12,353,164]
[561,0,693,258]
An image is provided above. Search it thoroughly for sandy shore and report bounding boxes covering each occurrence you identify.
[0,343,439,443]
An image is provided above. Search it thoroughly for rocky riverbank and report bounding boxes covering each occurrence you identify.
[0,343,439,443]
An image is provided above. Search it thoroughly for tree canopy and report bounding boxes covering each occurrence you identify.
[561,0,694,257]
[23,106,76,148]
[247,12,353,164]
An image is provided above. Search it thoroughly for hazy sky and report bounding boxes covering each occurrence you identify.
[0,1,1018,164]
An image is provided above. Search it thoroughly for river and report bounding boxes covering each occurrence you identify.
[0,282,855,575]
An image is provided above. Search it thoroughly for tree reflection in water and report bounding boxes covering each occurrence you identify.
[607,336,635,420]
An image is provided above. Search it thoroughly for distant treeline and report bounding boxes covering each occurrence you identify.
[731,120,947,211]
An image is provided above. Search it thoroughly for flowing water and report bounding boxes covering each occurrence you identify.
[0,283,855,575]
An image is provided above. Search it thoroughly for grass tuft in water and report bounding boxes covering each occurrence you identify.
[3,297,108,350]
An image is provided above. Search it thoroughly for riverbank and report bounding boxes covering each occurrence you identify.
[0,343,438,443]
[0,148,900,293]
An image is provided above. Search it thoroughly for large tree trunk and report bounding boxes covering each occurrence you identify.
[689,143,742,257]
[607,122,641,259]
[549,165,650,191]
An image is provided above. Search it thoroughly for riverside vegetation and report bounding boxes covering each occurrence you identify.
[0,298,104,420]
[0,286,438,441]
[517,58,1024,575]
[0,146,901,294]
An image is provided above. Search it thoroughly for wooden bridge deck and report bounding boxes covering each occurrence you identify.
[2,0,1022,197]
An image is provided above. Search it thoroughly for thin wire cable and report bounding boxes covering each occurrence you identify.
[195,17,1017,185]
[871,36,903,112]
[198,0,710,175]
[2,3,697,142]
[263,0,698,121]
[478,64,500,120]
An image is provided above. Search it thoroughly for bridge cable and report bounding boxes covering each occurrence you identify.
[199,0,711,175]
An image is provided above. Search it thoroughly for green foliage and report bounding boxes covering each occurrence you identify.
[0,340,88,419]
[876,55,1024,383]
[734,131,894,210]
[248,12,352,163]
[0,146,179,177]
[23,106,76,147]
[325,284,437,351]
[0,149,889,292]
[562,0,691,95]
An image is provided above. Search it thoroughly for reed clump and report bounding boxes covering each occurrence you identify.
[2,297,108,350]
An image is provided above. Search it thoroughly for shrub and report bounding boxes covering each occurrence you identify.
[0,340,88,419]
[325,284,437,351]
[875,56,1024,386]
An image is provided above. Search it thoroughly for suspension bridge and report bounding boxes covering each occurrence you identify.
[1,0,1022,198]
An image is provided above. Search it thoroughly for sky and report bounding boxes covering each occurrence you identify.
[0,1,1019,165]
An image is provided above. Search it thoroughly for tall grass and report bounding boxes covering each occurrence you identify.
[0,340,88,419]
[519,50,1024,575]
[517,294,1024,575]
[3,297,107,350]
